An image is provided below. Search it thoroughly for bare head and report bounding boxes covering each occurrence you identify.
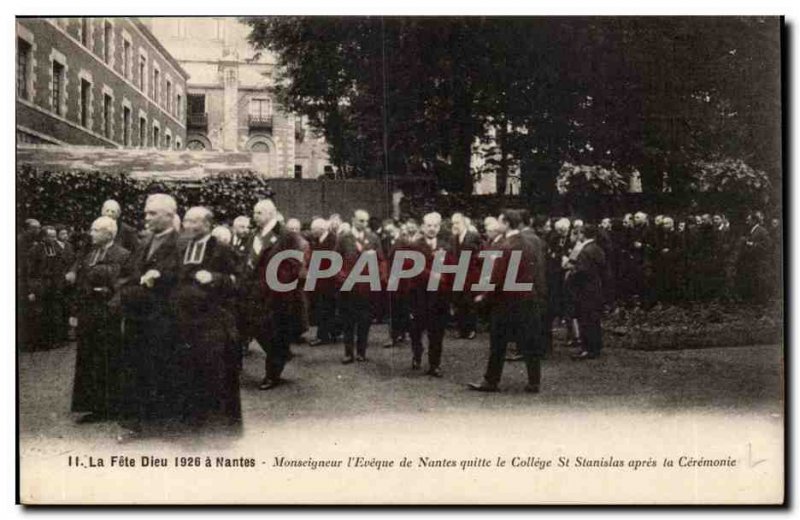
[422,212,442,240]
[90,216,117,246]
[211,225,232,245]
[102,199,122,220]
[484,217,500,240]
[183,206,213,239]
[662,217,675,231]
[286,218,302,234]
[232,216,251,238]
[451,212,466,235]
[634,212,648,226]
[144,194,177,233]
[253,199,277,228]
[310,218,328,238]
[328,213,342,231]
[554,218,571,236]
[353,209,369,232]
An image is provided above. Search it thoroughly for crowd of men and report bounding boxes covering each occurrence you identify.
[17,194,780,441]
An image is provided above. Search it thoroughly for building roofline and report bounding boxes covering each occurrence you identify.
[131,18,191,81]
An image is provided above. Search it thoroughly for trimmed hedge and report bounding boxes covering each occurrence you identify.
[17,166,276,230]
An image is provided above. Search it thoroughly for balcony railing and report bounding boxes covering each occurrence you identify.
[187,112,208,128]
[248,114,273,131]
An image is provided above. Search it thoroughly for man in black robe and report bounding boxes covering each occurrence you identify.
[173,206,241,432]
[117,193,181,442]
[67,216,130,423]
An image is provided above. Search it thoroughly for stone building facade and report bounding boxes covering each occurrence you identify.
[145,17,333,179]
[16,18,188,149]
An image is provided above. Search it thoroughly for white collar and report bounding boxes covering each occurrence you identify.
[320,231,329,243]
[458,229,467,242]
[491,234,503,244]
[192,233,212,246]
[505,229,520,238]
[154,228,174,239]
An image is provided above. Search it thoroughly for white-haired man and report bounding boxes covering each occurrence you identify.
[545,217,573,353]
[173,207,242,430]
[243,198,305,389]
[408,212,454,376]
[335,209,384,363]
[231,216,251,253]
[308,217,340,346]
[101,199,140,253]
[117,193,181,442]
[451,213,481,340]
[67,216,130,424]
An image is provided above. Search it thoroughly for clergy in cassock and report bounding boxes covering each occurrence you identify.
[67,216,130,423]
[173,207,242,432]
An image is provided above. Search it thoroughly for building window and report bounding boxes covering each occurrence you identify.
[324,165,334,176]
[103,94,112,138]
[138,55,146,92]
[188,94,205,114]
[103,20,112,64]
[153,68,160,104]
[294,165,303,179]
[176,93,182,119]
[153,124,159,148]
[250,98,272,118]
[187,139,205,150]
[123,106,131,146]
[175,137,182,149]
[17,38,31,100]
[122,39,131,79]
[166,80,172,112]
[80,79,91,127]
[80,18,90,46]
[51,61,65,116]
[165,133,171,149]
[139,117,147,147]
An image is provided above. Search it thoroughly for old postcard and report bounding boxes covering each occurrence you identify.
[15,14,784,504]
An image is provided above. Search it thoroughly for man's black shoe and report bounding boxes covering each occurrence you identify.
[524,384,540,393]
[355,355,367,362]
[506,352,524,362]
[426,367,443,378]
[308,338,327,347]
[570,350,591,361]
[341,355,355,365]
[467,381,499,392]
[411,359,421,370]
[259,378,282,391]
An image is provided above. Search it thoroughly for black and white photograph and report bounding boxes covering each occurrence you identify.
[14,13,785,504]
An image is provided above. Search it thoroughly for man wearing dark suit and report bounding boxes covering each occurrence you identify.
[102,199,140,254]
[737,211,771,302]
[67,217,130,423]
[25,226,69,350]
[308,218,339,346]
[383,225,414,348]
[336,209,385,364]
[243,199,306,390]
[545,218,571,354]
[469,210,544,393]
[450,212,482,340]
[408,212,454,376]
[520,213,549,358]
[229,215,252,356]
[173,207,241,431]
[117,194,181,442]
[230,215,251,259]
[567,224,607,360]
